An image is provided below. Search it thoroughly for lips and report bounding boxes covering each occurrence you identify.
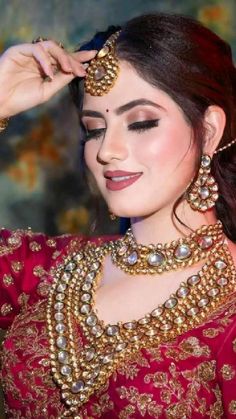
[104,170,142,178]
[104,170,143,191]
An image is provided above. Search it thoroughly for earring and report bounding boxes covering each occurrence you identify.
[109,210,117,221]
[186,154,219,212]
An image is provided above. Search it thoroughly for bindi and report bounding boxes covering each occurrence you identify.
[106,109,109,113]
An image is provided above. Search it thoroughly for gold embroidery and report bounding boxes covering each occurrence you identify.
[33,265,45,277]
[197,360,216,382]
[220,363,236,380]
[17,293,30,308]
[2,274,14,287]
[207,386,224,418]
[119,405,135,419]
[0,229,33,256]
[229,400,236,414]
[146,347,163,362]
[37,281,51,297]
[144,371,168,388]
[11,261,23,273]
[116,352,150,380]
[52,250,61,259]
[46,239,57,248]
[90,393,114,416]
[1,303,13,316]
[29,241,42,252]
[118,386,163,418]
[7,234,22,247]
[203,327,225,338]
[1,300,64,418]
[166,336,211,360]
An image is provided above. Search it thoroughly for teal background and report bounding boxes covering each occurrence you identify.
[0,0,235,236]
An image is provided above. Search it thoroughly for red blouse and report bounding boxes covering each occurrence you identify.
[0,227,236,418]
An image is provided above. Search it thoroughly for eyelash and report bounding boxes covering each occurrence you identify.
[84,119,160,141]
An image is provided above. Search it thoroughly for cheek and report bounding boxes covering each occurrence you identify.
[84,142,99,173]
[139,121,193,175]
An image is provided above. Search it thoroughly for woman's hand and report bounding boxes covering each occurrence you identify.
[0,40,97,118]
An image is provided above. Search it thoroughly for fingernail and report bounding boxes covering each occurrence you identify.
[46,69,54,80]
[45,75,53,82]
[83,63,89,69]
[65,65,73,72]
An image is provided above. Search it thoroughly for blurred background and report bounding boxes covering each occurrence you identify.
[0,0,235,237]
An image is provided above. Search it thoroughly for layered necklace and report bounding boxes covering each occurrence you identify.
[46,221,236,417]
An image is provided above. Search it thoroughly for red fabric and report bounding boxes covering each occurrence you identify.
[0,229,236,418]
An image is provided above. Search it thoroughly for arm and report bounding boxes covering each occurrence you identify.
[0,227,75,329]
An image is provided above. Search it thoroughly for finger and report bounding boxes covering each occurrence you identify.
[67,55,87,76]
[41,41,74,73]
[32,43,55,79]
[72,49,97,62]
[42,71,77,101]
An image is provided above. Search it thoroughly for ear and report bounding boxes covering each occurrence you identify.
[203,105,226,156]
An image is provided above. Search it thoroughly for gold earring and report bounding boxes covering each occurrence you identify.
[186,154,219,212]
[108,209,117,220]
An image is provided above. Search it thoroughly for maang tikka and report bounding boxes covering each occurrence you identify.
[84,30,121,96]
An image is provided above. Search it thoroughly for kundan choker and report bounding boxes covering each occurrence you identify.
[111,221,223,274]
[46,220,236,416]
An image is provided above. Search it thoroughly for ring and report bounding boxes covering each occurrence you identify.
[32,36,49,44]
[32,37,64,49]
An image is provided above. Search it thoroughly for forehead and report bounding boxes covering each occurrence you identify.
[82,60,172,112]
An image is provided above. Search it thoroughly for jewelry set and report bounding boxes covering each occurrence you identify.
[1,32,236,417]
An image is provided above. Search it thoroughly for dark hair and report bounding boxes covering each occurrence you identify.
[69,13,236,241]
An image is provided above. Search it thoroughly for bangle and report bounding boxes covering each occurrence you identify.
[0,118,9,132]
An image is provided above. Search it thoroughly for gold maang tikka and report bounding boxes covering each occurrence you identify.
[84,30,121,96]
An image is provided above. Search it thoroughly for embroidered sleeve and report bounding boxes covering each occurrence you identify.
[0,228,75,330]
[216,318,236,416]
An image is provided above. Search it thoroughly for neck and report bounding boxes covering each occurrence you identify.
[130,201,218,245]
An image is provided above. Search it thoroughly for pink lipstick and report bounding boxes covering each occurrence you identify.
[104,170,142,191]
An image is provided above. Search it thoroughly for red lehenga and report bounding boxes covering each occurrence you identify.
[0,227,236,418]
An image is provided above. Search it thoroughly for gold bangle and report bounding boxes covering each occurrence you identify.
[0,118,9,132]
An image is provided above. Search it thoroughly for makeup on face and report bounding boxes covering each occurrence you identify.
[80,99,164,143]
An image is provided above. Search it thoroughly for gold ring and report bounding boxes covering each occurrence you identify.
[32,37,64,49]
[32,36,49,44]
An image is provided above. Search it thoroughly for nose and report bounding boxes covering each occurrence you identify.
[97,128,128,164]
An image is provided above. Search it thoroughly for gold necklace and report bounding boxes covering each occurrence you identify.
[111,221,223,274]
[46,222,236,417]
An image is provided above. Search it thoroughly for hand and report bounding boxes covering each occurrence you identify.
[0,40,97,118]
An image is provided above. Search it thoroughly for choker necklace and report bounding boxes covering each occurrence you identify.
[47,221,236,416]
[111,221,223,274]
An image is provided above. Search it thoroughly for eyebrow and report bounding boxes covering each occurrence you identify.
[80,98,166,119]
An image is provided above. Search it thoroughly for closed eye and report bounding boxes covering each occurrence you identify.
[128,119,159,132]
[84,128,105,141]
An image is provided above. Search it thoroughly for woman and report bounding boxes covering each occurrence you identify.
[0,12,236,418]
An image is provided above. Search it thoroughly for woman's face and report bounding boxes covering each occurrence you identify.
[82,61,198,218]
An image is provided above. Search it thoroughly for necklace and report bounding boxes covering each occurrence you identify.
[111,221,223,274]
[46,222,236,417]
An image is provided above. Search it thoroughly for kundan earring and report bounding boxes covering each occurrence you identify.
[186,154,219,212]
